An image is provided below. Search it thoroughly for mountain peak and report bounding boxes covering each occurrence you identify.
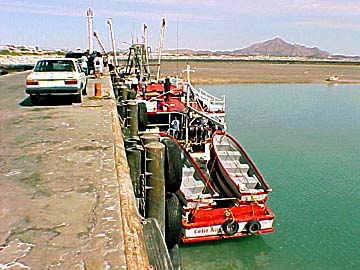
[271,37,285,42]
[237,37,329,57]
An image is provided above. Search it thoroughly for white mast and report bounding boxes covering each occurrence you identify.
[183,63,195,83]
[93,31,108,55]
[183,64,195,145]
[156,18,166,81]
[86,8,94,53]
[106,17,118,66]
[142,24,148,45]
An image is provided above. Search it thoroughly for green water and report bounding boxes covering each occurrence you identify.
[180,84,360,270]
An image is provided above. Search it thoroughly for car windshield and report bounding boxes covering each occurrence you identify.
[34,60,75,72]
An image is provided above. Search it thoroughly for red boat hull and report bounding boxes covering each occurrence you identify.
[181,204,275,243]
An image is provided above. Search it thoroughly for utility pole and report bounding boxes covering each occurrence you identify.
[106,17,118,66]
[156,18,166,81]
[86,8,94,53]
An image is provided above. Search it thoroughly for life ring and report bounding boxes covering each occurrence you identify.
[165,193,182,249]
[246,220,261,234]
[162,138,182,193]
[222,219,239,236]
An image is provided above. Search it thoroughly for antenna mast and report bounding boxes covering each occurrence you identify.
[86,8,94,53]
[106,18,119,66]
[142,24,150,75]
[176,17,179,79]
[156,18,166,81]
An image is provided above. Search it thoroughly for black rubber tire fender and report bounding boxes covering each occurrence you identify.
[162,138,182,193]
[246,219,261,234]
[165,193,182,249]
[138,102,148,131]
[168,244,181,270]
[117,102,127,120]
[222,219,239,236]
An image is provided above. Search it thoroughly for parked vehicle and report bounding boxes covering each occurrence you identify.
[0,69,9,75]
[64,52,84,59]
[25,58,87,104]
[65,51,89,74]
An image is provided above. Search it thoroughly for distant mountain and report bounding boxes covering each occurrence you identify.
[164,37,331,58]
[235,37,330,57]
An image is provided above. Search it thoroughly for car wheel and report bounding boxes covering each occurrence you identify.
[73,94,81,103]
[30,94,40,105]
[81,82,87,96]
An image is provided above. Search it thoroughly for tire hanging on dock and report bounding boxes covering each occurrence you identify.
[165,193,182,249]
[246,220,261,234]
[162,138,182,193]
[138,102,148,131]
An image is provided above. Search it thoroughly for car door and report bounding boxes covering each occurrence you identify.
[75,62,86,88]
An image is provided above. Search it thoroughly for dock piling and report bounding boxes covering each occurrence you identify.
[121,85,128,101]
[145,142,166,236]
[126,147,142,197]
[127,100,139,139]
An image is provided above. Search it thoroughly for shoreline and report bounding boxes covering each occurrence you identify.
[159,60,360,85]
[2,56,360,84]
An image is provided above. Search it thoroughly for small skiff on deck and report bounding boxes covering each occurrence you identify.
[209,130,272,203]
[160,133,275,244]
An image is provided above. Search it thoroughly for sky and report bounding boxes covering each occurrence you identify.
[1,0,360,55]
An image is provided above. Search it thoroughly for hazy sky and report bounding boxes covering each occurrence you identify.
[1,0,360,55]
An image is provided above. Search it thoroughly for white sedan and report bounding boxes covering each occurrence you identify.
[25,58,87,104]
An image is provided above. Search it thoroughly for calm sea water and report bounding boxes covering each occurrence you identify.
[180,84,360,270]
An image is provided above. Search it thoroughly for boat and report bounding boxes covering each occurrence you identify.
[160,133,275,244]
[208,131,272,202]
[113,21,275,244]
[133,78,276,243]
[326,75,339,82]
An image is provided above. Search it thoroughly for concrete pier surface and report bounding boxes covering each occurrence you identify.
[0,73,150,269]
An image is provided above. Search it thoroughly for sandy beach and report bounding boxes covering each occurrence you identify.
[159,60,360,85]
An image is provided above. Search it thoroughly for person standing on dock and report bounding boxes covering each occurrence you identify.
[108,53,115,71]
[94,52,103,78]
[81,51,89,75]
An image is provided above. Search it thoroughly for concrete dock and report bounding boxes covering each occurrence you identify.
[0,73,150,269]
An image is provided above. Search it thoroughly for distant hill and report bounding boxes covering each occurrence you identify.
[164,37,331,58]
[235,37,330,57]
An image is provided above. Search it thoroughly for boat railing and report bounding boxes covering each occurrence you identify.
[187,83,226,112]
